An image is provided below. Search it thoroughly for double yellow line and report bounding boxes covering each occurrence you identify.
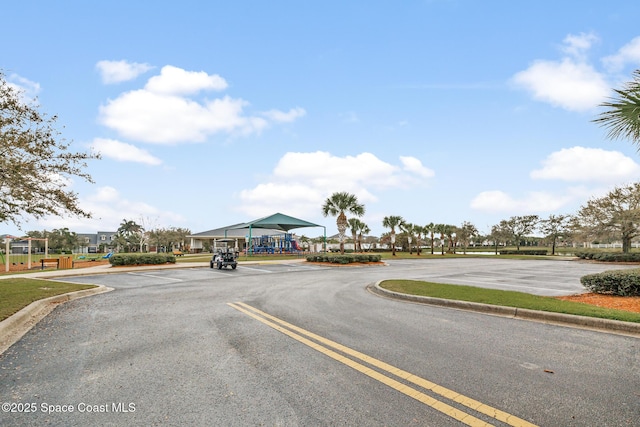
[227,302,538,427]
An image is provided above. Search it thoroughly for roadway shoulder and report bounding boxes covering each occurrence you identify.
[0,284,113,355]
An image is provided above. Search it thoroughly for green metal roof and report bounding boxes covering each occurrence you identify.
[229,212,323,232]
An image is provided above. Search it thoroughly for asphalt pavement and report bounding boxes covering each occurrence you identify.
[1,258,638,426]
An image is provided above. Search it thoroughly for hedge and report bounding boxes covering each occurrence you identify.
[499,250,548,255]
[575,252,640,262]
[109,254,176,266]
[306,254,382,264]
[581,269,640,296]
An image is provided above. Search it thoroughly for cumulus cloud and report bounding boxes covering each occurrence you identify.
[560,32,599,61]
[602,36,640,72]
[91,138,162,165]
[530,146,640,182]
[400,156,435,178]
[237,151,434,218]
[511,33,610,111]
[32,186,185,232]
[98,65,302,144]
[511,59,609,111]
[96,60,153,84]
[145,65,227,95]
[471,145,640,215]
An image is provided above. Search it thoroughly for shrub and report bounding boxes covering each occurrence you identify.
[306,254,381,264]
[575,252,640,262]
[581,269,640,296]
[499,250,548,255]
[109,254,176,266]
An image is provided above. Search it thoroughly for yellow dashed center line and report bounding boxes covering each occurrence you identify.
[227,302,538,427]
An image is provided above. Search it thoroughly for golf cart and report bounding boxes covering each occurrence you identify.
[210,239,238,270]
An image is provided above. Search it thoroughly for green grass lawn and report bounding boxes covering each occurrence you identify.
[380,279,640,323]
[0,278,96,322]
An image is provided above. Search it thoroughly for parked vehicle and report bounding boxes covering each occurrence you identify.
[210,248,238,270]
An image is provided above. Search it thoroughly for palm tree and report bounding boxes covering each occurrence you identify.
[299,235,310,252]
[322,192,365,255]
[347,217,363,252]
[382,215,405,256]
[444,224,458,253]
[357,222,371,252]
[434,223,448,255]
[424,222,436,254]
[593,69,640,147]
[401,222,416,254]
[413,225,425,255]
[118,219,143,252]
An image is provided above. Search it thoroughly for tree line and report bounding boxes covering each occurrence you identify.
[21,220,191,254]
[322,182,640,255]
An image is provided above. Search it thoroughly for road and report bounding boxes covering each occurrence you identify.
[1,258,638,426]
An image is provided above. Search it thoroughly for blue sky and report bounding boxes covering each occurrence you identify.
[3,1,640,238]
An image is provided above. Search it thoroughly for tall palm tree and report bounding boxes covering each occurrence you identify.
[401,222,416,254]
[357,222,371,252]
[593,69,640,147]
[413,224,425,255]
[382,215,405,256]
[322,192,365,255]
[424,222,436,254]
[434,223,447,255]
[347,217,363,252]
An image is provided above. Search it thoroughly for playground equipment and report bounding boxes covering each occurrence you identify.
[249,233,301,254]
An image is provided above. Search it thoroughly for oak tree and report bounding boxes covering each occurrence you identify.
[0,72,99,227]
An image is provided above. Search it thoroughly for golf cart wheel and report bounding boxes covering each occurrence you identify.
[217,262,222,270]
[232,264,237,269]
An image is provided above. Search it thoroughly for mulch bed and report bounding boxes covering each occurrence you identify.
[556,293,640,313]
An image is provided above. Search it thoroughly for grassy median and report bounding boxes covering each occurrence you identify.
[0,278,96,322]
[380,280,640,323]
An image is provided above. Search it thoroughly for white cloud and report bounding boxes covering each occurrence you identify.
[530,146,640,182]
[91,138,162,165]
[96,60,153,84]
[511,58,609,111]
[261,107,306,123]
[98,65,300,144]
[560,32,599,61]
[470,190,570,213]
[145,65,227,95]
[237,151,434,218]
[7,73,41,101]
[511,33,611,111]
[603,36,640,72]
[29,186,185,232]
[400,156,435,178]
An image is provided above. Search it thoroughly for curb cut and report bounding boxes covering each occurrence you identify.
[368,281,640,338]
[0,284,113,355]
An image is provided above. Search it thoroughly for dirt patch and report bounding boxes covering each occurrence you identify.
[556,293,640,313]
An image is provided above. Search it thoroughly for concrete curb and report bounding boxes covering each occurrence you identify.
[0,283,113,355]
[369,281,640,338]
[0,260,306,354]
